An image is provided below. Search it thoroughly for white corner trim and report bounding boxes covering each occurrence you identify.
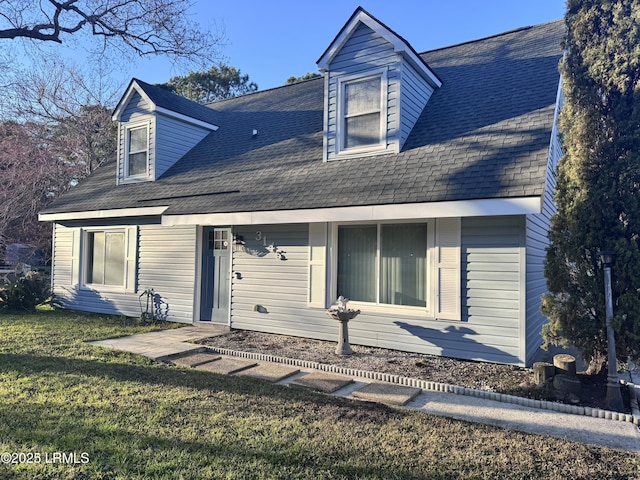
[161,197,542,226]
[39,206,169,222]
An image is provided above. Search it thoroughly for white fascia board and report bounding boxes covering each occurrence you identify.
[112,82,219,131]
[39,206,169,222]
[154,106,219,131]
[317,10,394,69]
[317,11,441,89]
[112,81,154,121]
[162,197,542,226]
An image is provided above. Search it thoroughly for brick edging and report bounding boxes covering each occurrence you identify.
[206,346,638,425]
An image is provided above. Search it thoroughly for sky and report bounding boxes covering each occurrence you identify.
[125,0,566,92]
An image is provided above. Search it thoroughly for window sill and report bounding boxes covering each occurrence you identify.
[120,176,152,184]
[330,145,392,160]
[347,301,429,318]
[339,302,461,322]
[80,285,127,295]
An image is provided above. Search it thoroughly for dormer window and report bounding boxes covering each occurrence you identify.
[338,71,387,155]
[317,8,441,162]
[126,124,149,178]
[112,79,219,184]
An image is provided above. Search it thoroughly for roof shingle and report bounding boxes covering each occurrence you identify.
[42,20,564,217]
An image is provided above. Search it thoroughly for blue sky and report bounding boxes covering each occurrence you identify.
[127,0,566,91]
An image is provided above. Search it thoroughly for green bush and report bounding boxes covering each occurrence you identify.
[0,271,50,312]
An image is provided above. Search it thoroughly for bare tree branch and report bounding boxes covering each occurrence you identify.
[0,0,224,65]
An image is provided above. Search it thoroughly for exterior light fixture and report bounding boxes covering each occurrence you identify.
[599,250,615,268]
[232,234,246,253]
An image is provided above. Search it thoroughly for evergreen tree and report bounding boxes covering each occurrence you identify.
[285,72,322,85]
[542,0,640,373]
[156,64,258,104]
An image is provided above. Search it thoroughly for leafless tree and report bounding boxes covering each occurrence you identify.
[0,0,223,65]
[9,58,119,175]
[0,121,75,258]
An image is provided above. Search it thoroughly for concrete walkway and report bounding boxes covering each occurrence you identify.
[89,326,640,453]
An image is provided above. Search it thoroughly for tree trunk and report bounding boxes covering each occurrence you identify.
[533,362,555,385]
[585,351,606,375]
[553,354,577,377]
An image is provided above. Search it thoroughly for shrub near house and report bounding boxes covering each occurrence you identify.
[0,271,50,312]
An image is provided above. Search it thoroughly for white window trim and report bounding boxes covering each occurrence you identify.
[335,68,388,157]
[123,121,151,181]
[328,219,438,317]
[80,226,137,294]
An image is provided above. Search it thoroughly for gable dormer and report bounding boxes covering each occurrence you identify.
[112,79,219,184]
[317,7,441,161]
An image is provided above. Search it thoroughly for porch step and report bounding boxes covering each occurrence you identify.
[351,382,422,406]
[169,351,222,368]
[236,364,301,382]
[195,358,258,375]
[289,372,353,393]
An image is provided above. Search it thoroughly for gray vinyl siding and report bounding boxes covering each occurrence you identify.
[333,216,524,365]
[137,225,198,323]
[399,61,435,148]
[51,223,197,323]
[460,216,525,365]
[522,84,562,365]
[230,219,526,366]
[120,92,150,122]
[524,116,561,365]
[230,224,336,339]
[117,91,155,183]
[154,113,211,179]
[325,23,400,160]
[330,23,397,73]
[353,216,524,365]
[323,23,437,160]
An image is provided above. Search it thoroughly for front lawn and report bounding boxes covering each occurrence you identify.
[0,309,638,479]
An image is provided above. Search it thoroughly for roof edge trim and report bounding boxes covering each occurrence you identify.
[317,7,441,88]
[161,197,542,226]
[112,80,154,121]
[39,206,169,222]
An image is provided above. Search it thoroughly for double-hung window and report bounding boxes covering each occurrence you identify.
[86,230,126,286]
[126,125,148,178]
[337,223,428,308]
[339,72,386,153]
[77,226,137,292]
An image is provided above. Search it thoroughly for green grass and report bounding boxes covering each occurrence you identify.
[0,308,638,479]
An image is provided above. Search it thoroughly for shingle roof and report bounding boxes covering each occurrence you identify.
[128,78,222,127]
[42,20,564,217]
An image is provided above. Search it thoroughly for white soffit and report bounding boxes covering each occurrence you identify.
[162,197,542,226]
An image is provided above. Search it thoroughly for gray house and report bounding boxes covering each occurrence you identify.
[40,8,564,366]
